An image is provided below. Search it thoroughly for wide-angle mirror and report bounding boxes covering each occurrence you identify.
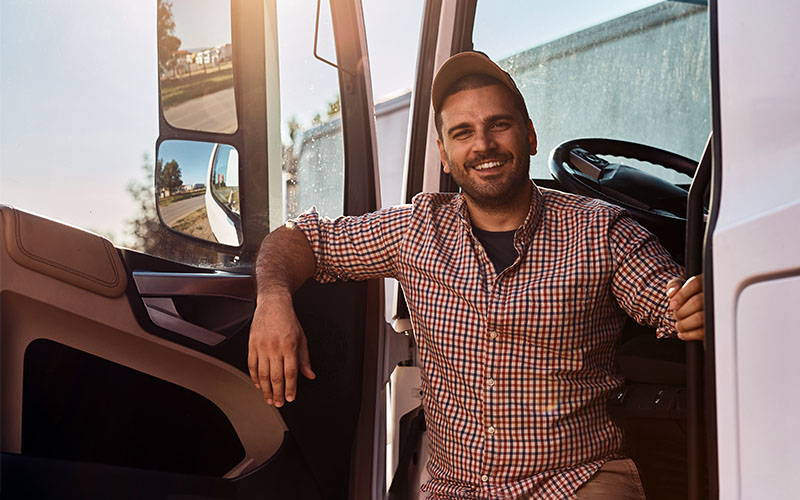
[156,139,243,246]
[157,0,238,133]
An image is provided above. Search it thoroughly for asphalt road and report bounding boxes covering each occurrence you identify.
[163,88,237,133]
[160,194,205,226]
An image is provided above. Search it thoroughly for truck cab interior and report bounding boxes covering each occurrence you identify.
[7,0,799,499]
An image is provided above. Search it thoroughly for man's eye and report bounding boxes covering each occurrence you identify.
[453,130,471,139]
[492,121,511,130]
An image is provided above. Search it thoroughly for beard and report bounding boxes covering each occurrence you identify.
[445,149,532,212]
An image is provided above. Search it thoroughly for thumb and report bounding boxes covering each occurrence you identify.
[299,337,316,380]
[666,278,683,298]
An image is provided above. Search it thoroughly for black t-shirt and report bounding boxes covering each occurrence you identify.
[471,226,518,274]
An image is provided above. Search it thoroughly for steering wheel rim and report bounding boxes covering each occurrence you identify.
[549,138,698,262]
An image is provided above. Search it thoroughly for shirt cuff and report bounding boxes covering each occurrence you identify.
[287,207,339,284]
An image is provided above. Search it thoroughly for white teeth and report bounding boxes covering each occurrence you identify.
[474,160,504,171]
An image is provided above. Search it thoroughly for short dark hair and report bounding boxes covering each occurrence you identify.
[434,74,530,140]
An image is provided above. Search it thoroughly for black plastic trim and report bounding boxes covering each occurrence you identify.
[331,0,379,216]
[685,135,712,500]
[154,0,270,264]
[438,0,477,194]
[403,0,443,203]
[701,0,721,497]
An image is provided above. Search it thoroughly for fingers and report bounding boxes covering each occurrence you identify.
[299,336,316,381]
[666,278,683,298]
[668,274,703,311]
[258,356,274,405]
[269,355,285,407]
[667,274,705,341]
[247,347,260,389]
[283,351,299,404]
[676,310,704,333]
[247,305,315,407]
[677,327,704,341]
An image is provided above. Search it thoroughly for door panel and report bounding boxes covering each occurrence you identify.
[0,207,284,483]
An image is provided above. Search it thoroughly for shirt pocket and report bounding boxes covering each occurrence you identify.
[504,269,604,353]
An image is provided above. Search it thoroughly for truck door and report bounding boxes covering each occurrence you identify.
[1,1,383,499]
[710,1,800,498]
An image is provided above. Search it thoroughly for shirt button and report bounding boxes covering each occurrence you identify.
[487,426,496,435]
[488,330,498,339]
[487,378,495,387]
[481,474,489,483]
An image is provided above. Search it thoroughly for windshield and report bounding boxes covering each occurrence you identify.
[472,0,710,183]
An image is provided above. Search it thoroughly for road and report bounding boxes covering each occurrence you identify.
[163,88,237,133]
[160,194,205,226]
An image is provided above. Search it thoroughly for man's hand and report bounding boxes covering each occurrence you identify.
[666,274,705,341]
[248,293,315,407]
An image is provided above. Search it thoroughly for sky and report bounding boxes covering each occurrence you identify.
[1,0,658,245]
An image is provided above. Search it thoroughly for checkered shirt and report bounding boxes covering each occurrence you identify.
[292,181,683,499]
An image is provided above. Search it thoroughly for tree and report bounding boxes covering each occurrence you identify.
[157,0,182,72]
[126,154,221,266]
[327,94,341,117]
[157,158,183,196]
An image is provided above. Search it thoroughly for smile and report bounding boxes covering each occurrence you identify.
[473,159,507,171]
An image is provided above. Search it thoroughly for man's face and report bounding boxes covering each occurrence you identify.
[436,83,537,209]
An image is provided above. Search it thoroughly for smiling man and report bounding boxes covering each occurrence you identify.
[248,51,704,499]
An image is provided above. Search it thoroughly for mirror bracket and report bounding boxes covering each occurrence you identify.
[314,0,354,76]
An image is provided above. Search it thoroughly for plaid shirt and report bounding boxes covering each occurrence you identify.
[293,181,682,499]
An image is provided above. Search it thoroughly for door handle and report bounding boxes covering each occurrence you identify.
[133,271,254,346]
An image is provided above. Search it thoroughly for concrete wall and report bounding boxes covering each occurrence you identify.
[292,1,710,214]
[501,1,710,182]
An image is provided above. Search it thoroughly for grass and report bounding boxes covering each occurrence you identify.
[158,189,204,207]
[171,205,215,242]
[161,66,234,109]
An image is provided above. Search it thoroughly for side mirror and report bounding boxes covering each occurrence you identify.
[157,0,237,134]
[156,140,243,247]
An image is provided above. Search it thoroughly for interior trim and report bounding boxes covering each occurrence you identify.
[1,213,285,478]
[133,270,254,300]
[1,206,126,298]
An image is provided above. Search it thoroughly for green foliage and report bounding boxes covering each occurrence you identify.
[327,94,341,117]
[157,0,182,70]
[157,158,183,195]
[125,155,222,267]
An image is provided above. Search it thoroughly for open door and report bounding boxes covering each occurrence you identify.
[709,0,800,498]
[1,1,384,498]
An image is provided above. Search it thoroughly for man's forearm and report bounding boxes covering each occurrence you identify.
[254,224,316,301]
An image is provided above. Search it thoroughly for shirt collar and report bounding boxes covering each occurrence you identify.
[454,180,544,246]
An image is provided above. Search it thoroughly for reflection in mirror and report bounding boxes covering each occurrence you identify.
[157,0,237,134]
[156,140,243,246]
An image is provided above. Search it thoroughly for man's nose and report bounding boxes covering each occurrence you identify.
[471,127,496,152]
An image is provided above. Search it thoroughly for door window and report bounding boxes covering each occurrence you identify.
[275,0,346,223]
[472,0,710,183]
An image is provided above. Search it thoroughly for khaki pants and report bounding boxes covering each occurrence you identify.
[575,459,647,500]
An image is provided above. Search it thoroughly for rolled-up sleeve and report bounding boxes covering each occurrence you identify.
[289,205,411,283]
[608,211,684,338]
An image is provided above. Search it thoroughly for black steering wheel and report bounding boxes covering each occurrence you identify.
[549,138,698,262]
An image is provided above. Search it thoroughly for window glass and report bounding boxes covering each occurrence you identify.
[276,0,345,222]
[211,144,240,215]
[472,0,710,183]
[1,1,228,268]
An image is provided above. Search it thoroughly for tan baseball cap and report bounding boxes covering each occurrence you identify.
[431,51,526,116]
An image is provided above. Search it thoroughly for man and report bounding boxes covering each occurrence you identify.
[248,52,704,499]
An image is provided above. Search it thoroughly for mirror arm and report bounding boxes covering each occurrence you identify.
[313,0,354,75]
